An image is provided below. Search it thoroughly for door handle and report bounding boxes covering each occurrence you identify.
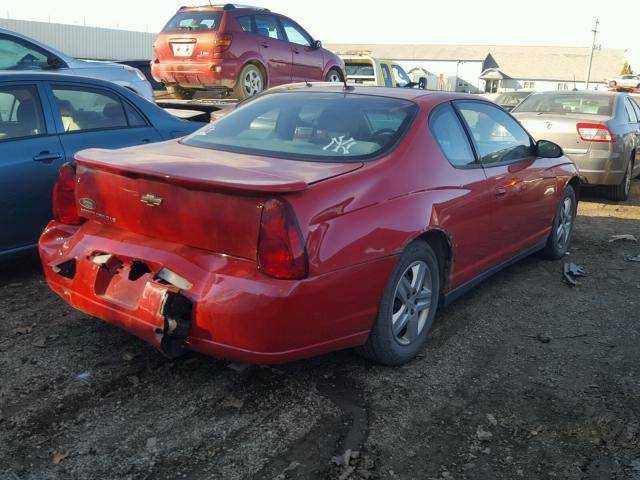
[33,151,63,163]
[293,48,300,54]
[259,42,269,48]
[495,186,507,196]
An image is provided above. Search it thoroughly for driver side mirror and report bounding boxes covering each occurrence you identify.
[536,139,563,158]
[313,40,322,50]
[46,56,65,69]
[418,77,427,90]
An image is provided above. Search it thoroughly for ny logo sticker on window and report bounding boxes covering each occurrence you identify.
[324,136,357,154]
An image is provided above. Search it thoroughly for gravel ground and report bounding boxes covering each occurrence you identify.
[1,181,639,480]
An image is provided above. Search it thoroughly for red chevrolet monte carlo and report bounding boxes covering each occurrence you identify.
[39,85,579,366]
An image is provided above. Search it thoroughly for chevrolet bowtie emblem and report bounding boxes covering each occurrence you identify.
[140,193,163,207]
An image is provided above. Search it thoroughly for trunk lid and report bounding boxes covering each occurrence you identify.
[154,9,225,63]
[73,141,362,260]
[514,112,612,153]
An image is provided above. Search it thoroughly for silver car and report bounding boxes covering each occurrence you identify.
[0,28,153,101]
[513,91,640,200]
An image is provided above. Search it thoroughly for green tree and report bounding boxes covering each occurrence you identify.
[620,61,634,75]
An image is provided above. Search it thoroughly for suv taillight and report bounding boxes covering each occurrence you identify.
[576,122,615,143]
[214,33,233,55]
[257,199,308,280]
[53,163,82,225]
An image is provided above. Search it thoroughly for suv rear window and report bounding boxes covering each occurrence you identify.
[515,93,614,116]
[162,11,223,32]
[183,92,418,162]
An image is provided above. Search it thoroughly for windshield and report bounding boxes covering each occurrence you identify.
[163,11,223,32]
[514,93,614,116]
[183,92,418,162]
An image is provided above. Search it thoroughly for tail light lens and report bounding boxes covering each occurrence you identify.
[257,199,308,280]
[576,122,615,143]
[214,34,233,55]
[53,163,82,225]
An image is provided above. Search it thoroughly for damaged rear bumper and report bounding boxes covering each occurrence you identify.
[39,221,392,364]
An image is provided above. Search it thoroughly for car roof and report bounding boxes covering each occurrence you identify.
[262,83,482,103]
[527,90,620,97]
[0,71,124,89]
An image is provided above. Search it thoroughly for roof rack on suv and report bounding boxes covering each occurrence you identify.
[209,3,270,10]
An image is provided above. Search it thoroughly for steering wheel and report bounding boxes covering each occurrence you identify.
[370,128,396,143]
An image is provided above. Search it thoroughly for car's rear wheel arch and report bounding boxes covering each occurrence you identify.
[417,229,452,297]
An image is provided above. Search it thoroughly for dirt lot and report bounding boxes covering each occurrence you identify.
[1,181,640,480]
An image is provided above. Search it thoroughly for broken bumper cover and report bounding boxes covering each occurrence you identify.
[39,221,393,364]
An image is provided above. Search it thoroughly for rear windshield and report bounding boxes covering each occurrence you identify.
[495,93,530,106]
[345,62,375,77]
[514,93,614,116]
[162,11,223,32]
[183,92,418,162]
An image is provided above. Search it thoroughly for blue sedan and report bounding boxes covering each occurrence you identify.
[0,72,205,258]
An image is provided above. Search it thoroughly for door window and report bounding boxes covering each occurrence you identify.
[0,35,50,70]
[624,98,638,123]
[380,64,393,87]
[51,86,141,132]
[429,104,476,167]
[455,101,535,165]
[631,98,640,121]
[0,85,45,141]
[254,15,284,40]
[280,18,312,47]
[391,64,411,87]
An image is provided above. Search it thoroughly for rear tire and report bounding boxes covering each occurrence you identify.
[541,185,576,259]
[233,64,265,100]
[325,68,343,83]
[608,159,633,201]
[166,85,196,100]
[356,240,440,366]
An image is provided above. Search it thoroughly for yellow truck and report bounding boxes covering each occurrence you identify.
[337,51,419,88]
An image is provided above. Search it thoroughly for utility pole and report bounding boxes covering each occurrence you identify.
[585,19,599,90]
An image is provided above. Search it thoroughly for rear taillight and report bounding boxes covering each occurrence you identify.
[214,34,233,55]
[257,199,308,280]
[53,163,82,225]
[576,122,615,143]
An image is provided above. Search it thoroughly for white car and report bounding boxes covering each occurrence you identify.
[0,28,153,101]
[609,75,640,90]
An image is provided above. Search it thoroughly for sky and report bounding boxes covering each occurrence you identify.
[4,0,640,69]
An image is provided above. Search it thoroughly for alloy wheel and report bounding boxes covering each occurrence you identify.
[327,71,342,82]
[242,66,263,96]
[556,196,573,249]
[391,261,433,346]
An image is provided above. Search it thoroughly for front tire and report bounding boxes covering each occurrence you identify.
[357,240,440,366]
[233,64,265,100]
[541,184,576,259]
[608,159,633,201]
[166,85,196,100]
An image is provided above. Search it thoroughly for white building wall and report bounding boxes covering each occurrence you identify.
[491,78,607,93]
[0,18,155,60]
[393,60,484,92]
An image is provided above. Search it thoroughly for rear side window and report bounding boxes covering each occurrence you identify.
[456,101,534,165]
[52,86,130,132]
[624,98,638,123]
[345,62,374,77]
[631,98,640,121]
[429,104,476,167]
[515,93,614,116]
[183,92,418,162]
[162,11,223,32]
[0,85,46,141]
[236,15,253,32]
[254,15,284,40]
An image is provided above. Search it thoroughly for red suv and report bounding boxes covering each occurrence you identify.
[151,4,345,99]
